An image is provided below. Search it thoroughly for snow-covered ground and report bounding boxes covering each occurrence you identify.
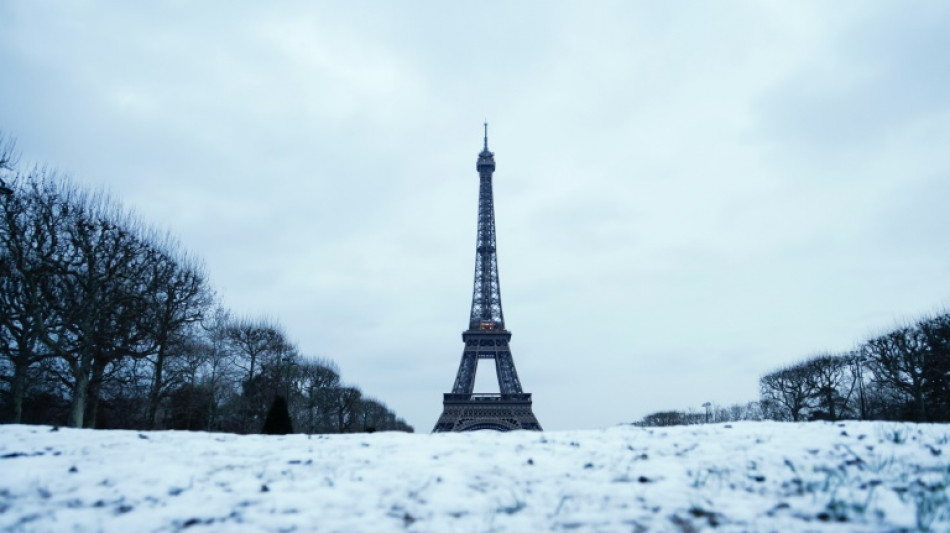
[1,421,948,532]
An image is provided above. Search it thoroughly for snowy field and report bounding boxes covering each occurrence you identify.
[1,422,948,532]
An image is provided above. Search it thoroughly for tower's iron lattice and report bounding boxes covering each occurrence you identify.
[433,125,542,432]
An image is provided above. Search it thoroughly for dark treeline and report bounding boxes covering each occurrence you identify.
[636,313,950,427]
[0,133,412,433]
[636,401,766,428]
[759,313,950,424]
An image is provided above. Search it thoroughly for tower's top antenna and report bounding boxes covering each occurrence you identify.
[476,122,496,172]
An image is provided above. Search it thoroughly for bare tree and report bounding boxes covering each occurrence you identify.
[292,358,340,433]
[759,361,817,421]
[862,325,931,422]
[1,173,72,422]
[917,314,950,421]
[333,386,363,433]
[144,244,211,429]
[31,184,157,427]
[226,317,285,432]
[0,131,18,194]
[198,306,237,431]
[358,397,391,432]
[637,410,690,427]
[805,354,855,421]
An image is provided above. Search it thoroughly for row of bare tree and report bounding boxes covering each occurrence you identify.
[635,401,767,427]
[760,314,950,423]
[635,314,950,427]
[0,133,412,433]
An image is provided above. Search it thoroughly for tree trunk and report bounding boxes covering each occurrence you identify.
[147,346,166,430]
[69,361,89,428]
[239,353,257,434]
[206,364,218,432]
[84,358,107,428]
[308,386,315,435]
[10,363,27,424]
[827,389,836,421]
[857,362,867,420]
[790,398,802,422]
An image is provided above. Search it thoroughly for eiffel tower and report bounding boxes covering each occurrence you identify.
[433,125,542,432]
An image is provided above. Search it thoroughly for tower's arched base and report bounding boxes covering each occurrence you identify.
[432,393,542,432]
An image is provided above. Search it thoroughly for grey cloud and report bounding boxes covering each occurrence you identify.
[1,1,947,430]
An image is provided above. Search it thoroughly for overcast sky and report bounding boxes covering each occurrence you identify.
[2,1,949,431]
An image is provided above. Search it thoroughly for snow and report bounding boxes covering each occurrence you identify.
[1,421,948,532]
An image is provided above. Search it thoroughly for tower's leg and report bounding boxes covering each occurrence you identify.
[495,352,523,394]
[451,353,477,395]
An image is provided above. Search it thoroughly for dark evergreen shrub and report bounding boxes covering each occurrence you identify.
[261,395,294,435]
